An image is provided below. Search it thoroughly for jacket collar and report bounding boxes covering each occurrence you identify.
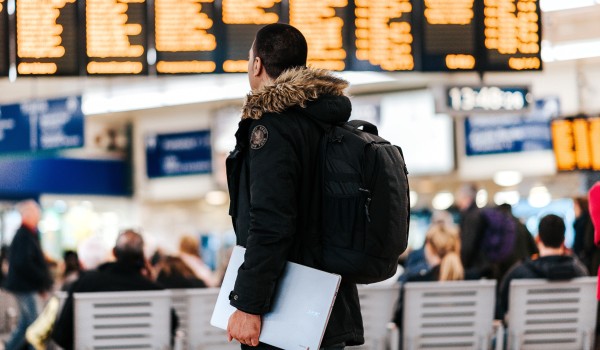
[241,67,349,120]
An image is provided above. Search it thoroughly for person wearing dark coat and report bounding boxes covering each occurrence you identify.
[226,24,363,349]
[496,214,588,321]
[3,200,52,350]
[51,230,178,350]
[156,255,207,289]
[455,184,489,278]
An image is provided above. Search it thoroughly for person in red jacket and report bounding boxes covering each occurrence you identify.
[589,181,600,299]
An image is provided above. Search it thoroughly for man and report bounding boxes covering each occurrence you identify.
[51,230,178,349]
[226,24,363,349]
[3,200,53,350]
[496,214,588,320]
[455,184,488,277]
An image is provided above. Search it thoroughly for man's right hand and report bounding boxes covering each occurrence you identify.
[227,309,262,346]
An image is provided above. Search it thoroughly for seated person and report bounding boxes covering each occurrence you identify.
[399,211,458,283]
[496,214,589,321]
[51,230,178,349]
[393,223,464,326]
[156,255,207,289]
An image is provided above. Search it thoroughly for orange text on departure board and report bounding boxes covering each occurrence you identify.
[551,120,576,171]
[424,0,474,25]
[86,0,145,74]
[484,0,540,69]
[552,118,600,171]
[222,0,280,24]
[590,118,600,170]
[16,0,75,74]
[290,0,346,71]
[355,0,414,71]
[572,118,591,169]
[155,0,216,73]
[155,0,215,52]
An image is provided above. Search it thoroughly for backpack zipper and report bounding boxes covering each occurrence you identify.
[359,188,371,222]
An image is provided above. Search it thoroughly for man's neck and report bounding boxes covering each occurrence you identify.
[538,245,563,257]
[22,222,37,232]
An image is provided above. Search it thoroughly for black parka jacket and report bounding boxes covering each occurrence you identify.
[226,67,364,347]
[4,225,52,293]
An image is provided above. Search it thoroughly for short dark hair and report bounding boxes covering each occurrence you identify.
[253,23,307,79]
[538,214,565,248]
[114,229,145,268]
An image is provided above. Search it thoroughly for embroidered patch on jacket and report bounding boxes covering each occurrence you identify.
[250,125,268,150]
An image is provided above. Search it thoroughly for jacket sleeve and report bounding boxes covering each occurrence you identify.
[230,116,300,315]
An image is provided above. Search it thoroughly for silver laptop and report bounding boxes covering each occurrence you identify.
[211,246,341,350]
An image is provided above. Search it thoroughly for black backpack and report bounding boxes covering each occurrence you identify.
[319,120,410,284]
[480,208,517,263]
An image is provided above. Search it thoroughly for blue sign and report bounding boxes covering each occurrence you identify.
[146,130,212,178]
[0,157,130,197]
[465,98,559,156]
[0,96,84,153]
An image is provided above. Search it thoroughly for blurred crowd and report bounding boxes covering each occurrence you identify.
[0,181,599,349]
[0,200,223,350]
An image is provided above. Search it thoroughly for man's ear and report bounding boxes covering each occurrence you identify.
[253,56,263,77]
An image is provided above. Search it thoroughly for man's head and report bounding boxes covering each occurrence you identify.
[455,184,477,211]
[113,229,145,269]
[248,23,307,90]
[16,200,41,230]
[538,214,565,249]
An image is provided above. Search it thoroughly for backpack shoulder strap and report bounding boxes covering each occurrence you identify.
[347,120,378,135]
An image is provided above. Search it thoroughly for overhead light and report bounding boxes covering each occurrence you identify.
[494,191,521,206]
[432,191,454,211]
[476,189,488,208]
[528,186,552,208]
[409,191,418,208]
[205,190,229,206]
[493,170,523,187]
[542,39,600,62]
[540,0,595,12]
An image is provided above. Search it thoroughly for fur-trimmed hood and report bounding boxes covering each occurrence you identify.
[241,67,351,123]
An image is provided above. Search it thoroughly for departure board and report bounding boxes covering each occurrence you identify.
[419,0,478,71]
[351,0,415,71]
[15,0,79,75]
[482,0,541,71]
[0,0,543,77]
[0,0,7,76]
[221,0,281,73]
[289,0,348,71]
[85,0,147,75]
[154,0,218,74]
[551,118,600,171]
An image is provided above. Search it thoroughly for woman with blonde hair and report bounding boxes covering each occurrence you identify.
[178,235,217,287]
[393,223,466,327]
[423,224,464,281]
